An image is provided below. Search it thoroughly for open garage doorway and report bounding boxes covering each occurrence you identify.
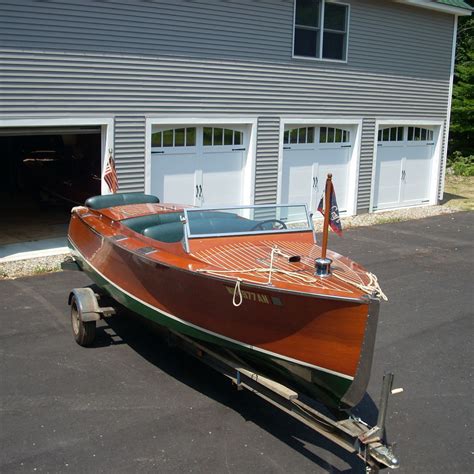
[0,120,111,260]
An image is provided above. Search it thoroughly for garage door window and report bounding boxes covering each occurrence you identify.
[319,127,350,144]
[378,127,404,142]
[152,127,196,148]
[407,127,433,142]
[284,127,315,145]
[203,127,243,146]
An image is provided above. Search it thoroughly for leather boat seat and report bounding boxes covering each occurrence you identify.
[142,222,184,243]
[141,216,256,243]
[122,211,240,234]
[85,192,160,210]
[122,212,183,233]
[190,217,258,235]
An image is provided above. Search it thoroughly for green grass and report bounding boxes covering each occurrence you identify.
[442,175,474,211]
[33,265,52,275]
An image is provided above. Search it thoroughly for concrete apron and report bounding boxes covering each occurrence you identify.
[0,236,70,263]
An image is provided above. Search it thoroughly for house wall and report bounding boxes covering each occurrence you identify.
[0,0,455,209]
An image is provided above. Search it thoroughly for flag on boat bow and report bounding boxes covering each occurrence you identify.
[104,150,118,193]
[317,178,342,236]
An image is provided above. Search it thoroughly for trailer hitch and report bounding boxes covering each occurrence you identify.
[357,373,402,471]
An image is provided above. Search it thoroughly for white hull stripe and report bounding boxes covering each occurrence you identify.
[69,237,354,381]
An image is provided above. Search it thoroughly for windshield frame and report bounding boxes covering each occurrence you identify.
[182,204,315,252]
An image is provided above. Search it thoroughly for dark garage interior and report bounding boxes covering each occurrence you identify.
[0,127,101,247]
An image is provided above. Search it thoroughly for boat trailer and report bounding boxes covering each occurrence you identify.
[67,285,400,472]
[168,331,400,473]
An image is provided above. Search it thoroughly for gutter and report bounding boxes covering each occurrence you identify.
[394,0,472,16]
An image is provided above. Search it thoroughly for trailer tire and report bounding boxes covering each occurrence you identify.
[70,295,96,346]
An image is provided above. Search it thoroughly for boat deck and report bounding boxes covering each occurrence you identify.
[192,240,371,297]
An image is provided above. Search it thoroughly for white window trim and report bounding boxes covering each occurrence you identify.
[277,117,362,217]
[0,116,114,195]
[369,119,445,213]
[292,0,351,64]
[144,116,258,206]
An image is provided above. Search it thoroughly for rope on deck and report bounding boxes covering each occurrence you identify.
[196,245,388,301]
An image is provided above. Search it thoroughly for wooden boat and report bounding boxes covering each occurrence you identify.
[67,191,386,412]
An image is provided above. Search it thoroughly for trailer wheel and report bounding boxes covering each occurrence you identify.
[70,295,96,346]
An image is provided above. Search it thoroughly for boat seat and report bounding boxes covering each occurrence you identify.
[85,192,160,210]
[191,211,241,221]
[142,222,184,243]
[141,215,259,244]
[122,212,183,233]
[122,210,240,234]
[189,217,258,235]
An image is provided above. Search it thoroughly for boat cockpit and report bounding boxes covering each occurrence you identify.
[84,193,315,252]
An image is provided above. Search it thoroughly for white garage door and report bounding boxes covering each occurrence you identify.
[373,126,435,211]
[150,126,246,207]
[281,125,353,214]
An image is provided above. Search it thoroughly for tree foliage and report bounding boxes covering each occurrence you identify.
[449,4,474,157]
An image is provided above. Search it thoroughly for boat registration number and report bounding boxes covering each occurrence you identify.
[225,286,280,305]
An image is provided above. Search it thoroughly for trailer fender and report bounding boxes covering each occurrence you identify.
[68,288,101,322]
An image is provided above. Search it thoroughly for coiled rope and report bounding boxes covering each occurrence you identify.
[332,270,388,301]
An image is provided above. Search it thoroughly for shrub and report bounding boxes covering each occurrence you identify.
[448,152,474,177]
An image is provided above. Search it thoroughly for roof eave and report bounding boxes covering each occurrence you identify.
[394,0,472,16]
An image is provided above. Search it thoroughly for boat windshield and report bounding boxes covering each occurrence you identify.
[184,204,312,238]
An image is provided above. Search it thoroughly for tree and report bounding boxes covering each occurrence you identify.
[450,49,473,156]
[449,4,474,157]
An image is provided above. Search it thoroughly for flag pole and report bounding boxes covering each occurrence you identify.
[320,173,332,260]
[315,173,333,277]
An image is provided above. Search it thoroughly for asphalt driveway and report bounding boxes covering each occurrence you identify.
[1,212,472,473]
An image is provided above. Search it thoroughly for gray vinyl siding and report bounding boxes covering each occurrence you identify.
[255,117,281,204]
[358,119,377,212]
[0,0,455,207]
[0,0,453,80]
[114,116,146,192]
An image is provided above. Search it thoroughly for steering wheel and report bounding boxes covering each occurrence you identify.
[251,219,288,231]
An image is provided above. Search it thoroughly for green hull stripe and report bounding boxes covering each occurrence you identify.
[69,238,353,384]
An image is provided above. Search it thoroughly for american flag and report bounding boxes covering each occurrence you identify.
[104,153,118,193]
[317,179,342,236]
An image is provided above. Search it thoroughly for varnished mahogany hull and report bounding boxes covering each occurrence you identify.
[68,215,379,410]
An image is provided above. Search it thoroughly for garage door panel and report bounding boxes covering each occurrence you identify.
[402,147,433,205]
[318,164,349,212]
[317,147,351,213]
[281,150,314,208]
[201,151,244,207]
[374,146,404,210]
[151,153,197,205]
[374,151,402,210]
